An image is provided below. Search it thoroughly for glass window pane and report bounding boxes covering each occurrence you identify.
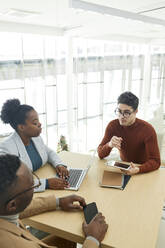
[77,73,84,84]
[131,68,142,97]
[87,117,102,151]
[57,75,67,110]
[23,34,44,59]
[47,125,58,151]
[0,89,24,111]
[58,111,67,124]
[56,38,67,59]
[71,117,78,152]
[111,70,122,101]
[124,69,129,91]
[0,89,24,135]
[45,74,56,86]
[104,71,113,103]
[78,84,84,119]
[25,77,45,113]
[0,79,23,89]
[103,103,116,130]
[152,67,159,79]
[44,36,56,59]
[87,72,100,83]
[87,84,100,116]
[150,79,159,104]
[0,62,23,82]
[150,67,160,104]
[131,80,141,98]
[77,120,86,152]
[132,68,141,80]
[46,86,57,125]
[0,32,22,60]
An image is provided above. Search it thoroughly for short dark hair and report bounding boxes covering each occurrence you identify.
[0,99,34,130]
[0,154,21,200]
[117,91,139,110]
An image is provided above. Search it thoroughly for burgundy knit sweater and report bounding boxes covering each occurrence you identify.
[98,118,160,173]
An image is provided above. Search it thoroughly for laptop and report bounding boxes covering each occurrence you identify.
[66,150,96,191]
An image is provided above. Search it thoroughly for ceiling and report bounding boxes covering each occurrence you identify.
[1,0,165,43]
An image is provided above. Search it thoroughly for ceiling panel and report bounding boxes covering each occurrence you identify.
[83,0,165,12]
[0,0,165,42]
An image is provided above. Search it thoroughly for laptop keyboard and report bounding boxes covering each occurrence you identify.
[68,169,83,187]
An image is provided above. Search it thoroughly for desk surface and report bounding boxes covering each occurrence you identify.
[23,151,165,248]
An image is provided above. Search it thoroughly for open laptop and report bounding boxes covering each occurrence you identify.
[66,150,96,191]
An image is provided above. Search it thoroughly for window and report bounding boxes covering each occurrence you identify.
[0,34,164,154]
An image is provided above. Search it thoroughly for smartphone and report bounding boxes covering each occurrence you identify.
[107,161,130,171]
[83,202,98,224]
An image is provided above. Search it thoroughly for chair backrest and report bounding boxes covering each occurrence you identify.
[147,106,165,164]
[156,133,164,152]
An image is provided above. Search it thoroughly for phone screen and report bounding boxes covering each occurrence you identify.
[83,202,98,224]
[114,162,130,169]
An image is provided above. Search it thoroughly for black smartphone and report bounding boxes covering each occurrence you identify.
[83,202,98,224]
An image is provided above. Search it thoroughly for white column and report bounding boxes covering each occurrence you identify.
[141,44,151,119]
[65,36,74,151]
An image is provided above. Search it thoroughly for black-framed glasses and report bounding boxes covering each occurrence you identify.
[5,172,41,205]
[115,108,134,118]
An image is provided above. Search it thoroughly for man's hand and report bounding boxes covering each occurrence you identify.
[82,213,108,243]
[59,194,86,211]
[109,136,123,150]
[55,165,69,179]
[48,178,69,190]
[121,162,140,175]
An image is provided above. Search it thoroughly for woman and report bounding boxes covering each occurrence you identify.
[0,99,69,192]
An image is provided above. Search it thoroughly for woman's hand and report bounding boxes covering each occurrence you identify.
[56,165,69,179]
[48,177,69,190]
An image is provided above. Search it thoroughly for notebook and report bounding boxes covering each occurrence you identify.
[66,150,96,191]
[100,170,131,190]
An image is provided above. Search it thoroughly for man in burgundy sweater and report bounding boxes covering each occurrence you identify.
[98,91,160,175]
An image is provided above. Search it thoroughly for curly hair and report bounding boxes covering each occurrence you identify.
[117,91,139,110]
[0,99,34,130]
[0,154,21,198]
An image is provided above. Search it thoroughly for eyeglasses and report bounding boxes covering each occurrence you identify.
[115,108,134,118]
[6,172,41,205]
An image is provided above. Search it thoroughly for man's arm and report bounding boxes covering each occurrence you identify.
[19,194,57,219]
[139,130,161,173]
[20,195,108,248]
[20,194,86,219]
[97,122,114,159]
